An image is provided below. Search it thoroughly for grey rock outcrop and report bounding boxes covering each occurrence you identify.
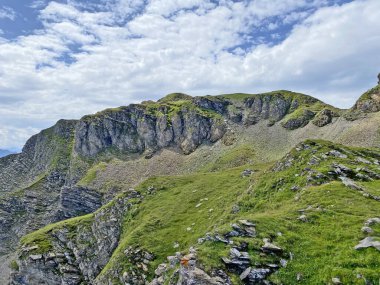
[0,119,76,193]
[243,94,295,125]
[282,109,316,130]
[312,109,335,127]
[11,191,140,285]
[74,104,226,157]
[58,186,103,219]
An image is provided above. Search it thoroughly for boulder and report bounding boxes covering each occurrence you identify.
[354,237,380,251]
[365,217,380,226]
[312,109,334,127]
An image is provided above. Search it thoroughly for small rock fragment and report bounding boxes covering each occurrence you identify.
[29,254,43,261]
[298,214,308,222]
[238,220,255,227]
[261,238,283,254]
[332,277,342,284]
[280,259,288,268]
[361,226,373,234]
[154,263,167,276]
[240,267,251,280]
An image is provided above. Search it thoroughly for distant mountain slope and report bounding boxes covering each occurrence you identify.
[0,149,12,158]
[1,79,380,283]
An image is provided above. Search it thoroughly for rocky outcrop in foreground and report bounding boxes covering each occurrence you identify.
[11,191,140,285]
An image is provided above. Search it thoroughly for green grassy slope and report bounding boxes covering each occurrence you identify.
[18,139,380,284]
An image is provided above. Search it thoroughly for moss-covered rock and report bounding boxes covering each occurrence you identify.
[281,109,316,130]
[352,85,380,113]
[312,108,336,127]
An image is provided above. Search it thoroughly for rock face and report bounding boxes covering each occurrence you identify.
[58,186,103,219]
[0,120,77,256]
[243,93,301,125]
[0,174,64,255]
[11,191,139,285]
[282,109,316,130]
[72,92,335,158]
[74,102,226,157]
[0,119,76,193]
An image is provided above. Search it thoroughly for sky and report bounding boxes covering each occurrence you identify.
[0,0,379,151]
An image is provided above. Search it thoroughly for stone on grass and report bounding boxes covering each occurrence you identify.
[361,226,373,234]
[354,237,380,251]
[261,238,283,254]
[332,277,342,284]
[238,220,255,227]
[365,217,380,226]
[328,150,347,158]
[298,214,307,222]
[339,177,363,191]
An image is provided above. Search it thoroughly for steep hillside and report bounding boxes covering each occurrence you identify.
[1,82,380,283]
[11,140,380,284]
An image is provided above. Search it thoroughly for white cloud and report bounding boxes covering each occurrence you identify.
[29,0,48,9]
[0,0,379,150]
[0,6,16,20]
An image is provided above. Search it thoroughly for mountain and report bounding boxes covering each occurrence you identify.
[0,150,13,158]
[1,81,380,284]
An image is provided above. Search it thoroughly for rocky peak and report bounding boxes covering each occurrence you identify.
[0,119,77,193]
[352,85,380,113]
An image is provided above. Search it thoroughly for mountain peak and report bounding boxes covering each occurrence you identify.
[353,84,380,113]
